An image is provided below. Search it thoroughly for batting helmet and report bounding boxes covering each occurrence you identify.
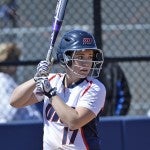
[57,30,104,77]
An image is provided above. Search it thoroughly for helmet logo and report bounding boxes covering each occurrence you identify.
[83,38,93,45]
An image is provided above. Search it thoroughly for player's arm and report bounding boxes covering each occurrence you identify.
[10,60,50,108]
[32,75,95,129]
[51,95,96,130]
[51,81,105,130]
[10,79,38,108]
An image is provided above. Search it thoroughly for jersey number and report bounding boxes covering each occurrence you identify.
[62,127,78,145]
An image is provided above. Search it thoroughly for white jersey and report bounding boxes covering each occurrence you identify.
[41,73,106,150]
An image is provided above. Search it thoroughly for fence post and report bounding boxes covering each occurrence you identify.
[93,0,103,49]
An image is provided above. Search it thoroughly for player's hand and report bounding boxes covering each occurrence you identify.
[34,76,57,100]
[35,60,50,77]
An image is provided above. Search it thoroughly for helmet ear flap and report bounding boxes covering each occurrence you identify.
[93,50,103,61]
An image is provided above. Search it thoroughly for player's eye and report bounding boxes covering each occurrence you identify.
[74,55,93,60]
[88,55,93,60]
[74,55,83,59]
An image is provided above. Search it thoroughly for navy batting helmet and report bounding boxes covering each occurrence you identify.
[57,30,104,78]
[57,30,101,61]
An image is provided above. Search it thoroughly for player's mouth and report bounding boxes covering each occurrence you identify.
[79,69,90,74]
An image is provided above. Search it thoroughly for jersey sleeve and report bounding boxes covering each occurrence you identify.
[77,79,106,116]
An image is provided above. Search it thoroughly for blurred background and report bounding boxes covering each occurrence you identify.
[0,0,150,118]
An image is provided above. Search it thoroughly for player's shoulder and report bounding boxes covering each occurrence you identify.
[86,76,106,91]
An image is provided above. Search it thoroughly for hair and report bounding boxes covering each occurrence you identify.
[0,43,21,62]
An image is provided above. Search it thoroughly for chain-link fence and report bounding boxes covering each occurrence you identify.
[100,0,150,116]
[0,0,150,121]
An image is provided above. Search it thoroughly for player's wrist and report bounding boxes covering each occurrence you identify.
[47,87,57,104]
[49,87,57,97]
[45,87,57,99]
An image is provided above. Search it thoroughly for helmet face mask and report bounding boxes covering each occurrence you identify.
[65,49,103,78]
[57,30,104,78]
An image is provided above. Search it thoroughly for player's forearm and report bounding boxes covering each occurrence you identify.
[51,95,83,130]
[10,79,37,108]
[52,96,95,130]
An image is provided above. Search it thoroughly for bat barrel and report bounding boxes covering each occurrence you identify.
[55,0,68,20]
[46,0,68,63]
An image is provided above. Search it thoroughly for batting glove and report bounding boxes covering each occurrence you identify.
[35,60,50,77]
[34,77,57,100]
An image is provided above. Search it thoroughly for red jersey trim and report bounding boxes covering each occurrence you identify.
[81,79,93,96]
[48,73,62,81]
[81,128,89,150]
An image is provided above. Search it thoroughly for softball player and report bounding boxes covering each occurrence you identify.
[10,30,106,150]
